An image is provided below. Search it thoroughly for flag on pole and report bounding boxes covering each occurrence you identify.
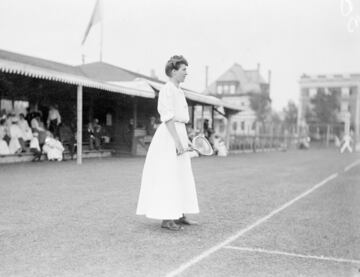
[81,0,103,45]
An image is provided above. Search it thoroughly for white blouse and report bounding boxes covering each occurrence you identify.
[157,82,189,123]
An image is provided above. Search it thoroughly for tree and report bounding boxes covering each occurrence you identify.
[309,88,339,124]
[249,92,271,129]
[282,101,298,130]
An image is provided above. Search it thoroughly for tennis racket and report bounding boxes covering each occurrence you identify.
[178,135,214,156]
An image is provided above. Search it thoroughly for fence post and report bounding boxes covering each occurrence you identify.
[76,85,83,165]
[326,124,330,147]
[225,115,232,150]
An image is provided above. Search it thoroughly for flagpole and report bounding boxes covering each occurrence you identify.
[100,17,103,62]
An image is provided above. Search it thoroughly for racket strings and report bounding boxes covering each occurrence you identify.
[192,136,213,155]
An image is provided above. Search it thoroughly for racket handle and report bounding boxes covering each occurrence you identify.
[177,147,195,156]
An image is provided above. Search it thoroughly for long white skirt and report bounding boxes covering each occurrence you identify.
[0,140,10,155]
[136,122,199,220]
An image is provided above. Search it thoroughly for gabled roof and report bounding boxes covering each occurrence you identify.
[77,62,163,83]
[204,63,268,95]
[244,69,267,84]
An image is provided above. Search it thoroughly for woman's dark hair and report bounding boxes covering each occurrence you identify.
[165,55,188,77]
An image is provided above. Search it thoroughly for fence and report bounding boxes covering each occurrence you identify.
[229,134,301,153]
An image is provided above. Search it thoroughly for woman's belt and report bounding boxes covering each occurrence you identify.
[175,120,188,124]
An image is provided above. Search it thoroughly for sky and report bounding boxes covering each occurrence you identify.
[0,0,359,111]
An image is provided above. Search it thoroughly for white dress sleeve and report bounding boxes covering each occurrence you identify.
[157,84,175,122]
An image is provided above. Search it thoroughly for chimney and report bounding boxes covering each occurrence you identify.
[205,65,209,89]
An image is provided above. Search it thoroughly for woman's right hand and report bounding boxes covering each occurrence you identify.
[175,141,185,155]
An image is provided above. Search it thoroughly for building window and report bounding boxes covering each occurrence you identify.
[241,121,245,130]
[302,89,309,97]
[217,85,223,94]
[341,87,350,97]
[232,122,237,131]
[341,102,349,112]
[224,85,229,94]
[230,85,235,94]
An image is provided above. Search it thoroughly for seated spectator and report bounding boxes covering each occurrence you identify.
[0,119,10,155]
[0,109,6,121]
[298,136,310,150]
[31,115,47,148]
[42,131,64,161]
[88,118,102,150]
[203,119,212,140]
[5,113,12,131]
[47,105,61,138]
[59,122,75,159]
[211,133,228,157]
[18,113,33,142]
[186,125,196,141]
[30,132,42,162]
[0,138,10,155]
[8,116,25,154]
[146,116,158,136]
[31,115,45,131]
[26,107,42,127]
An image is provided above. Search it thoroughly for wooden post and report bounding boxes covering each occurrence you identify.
[191,105,195,129]
[225,113,232,150]
[211,106,215,129]
[326,124,330,147]
[201,105,204,133]
[88,93,94,124]
[131,97,138,155]
[77,85,83,165]
[297,87,303,135]
[355,84,360,151]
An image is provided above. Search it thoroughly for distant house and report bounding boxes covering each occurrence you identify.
[202,63,271,136]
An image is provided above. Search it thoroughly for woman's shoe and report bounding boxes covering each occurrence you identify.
[161,220,183,231]
[175,216,198,225]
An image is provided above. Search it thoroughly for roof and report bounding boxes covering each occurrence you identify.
[77,62,163,83]
[244,69,267,84]
[0,49,82,76]
[0,49,240,111]
[78,62,241,112]
[0,49,154,98]
[204,63,268,95]
[300,73,360,81]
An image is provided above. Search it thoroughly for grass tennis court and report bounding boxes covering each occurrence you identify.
[0,149,359,276]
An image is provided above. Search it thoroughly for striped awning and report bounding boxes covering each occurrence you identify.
[0,50,154,98]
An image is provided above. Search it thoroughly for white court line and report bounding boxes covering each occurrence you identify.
[165,173,338,277]
[344,159,360,172]
[224,246,360,265]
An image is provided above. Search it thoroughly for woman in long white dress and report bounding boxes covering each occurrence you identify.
[136,56,199,231]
